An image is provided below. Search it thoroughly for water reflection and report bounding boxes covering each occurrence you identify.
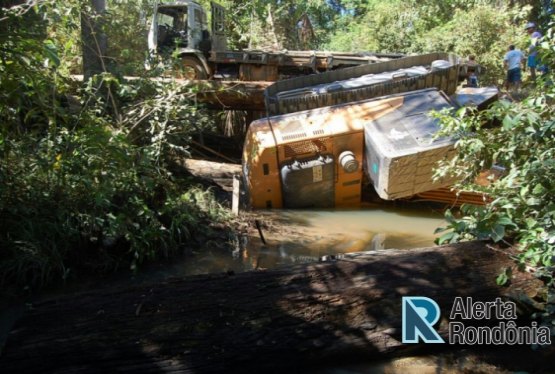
[172,207,445,276]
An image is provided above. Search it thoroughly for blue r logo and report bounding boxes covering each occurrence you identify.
[402,296,445,343]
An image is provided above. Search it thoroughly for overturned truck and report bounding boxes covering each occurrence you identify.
[242,53,497,209]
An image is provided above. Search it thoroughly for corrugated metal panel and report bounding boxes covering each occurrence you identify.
[265,53,461,115]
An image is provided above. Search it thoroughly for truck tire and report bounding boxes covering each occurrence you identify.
[177,56,208,80]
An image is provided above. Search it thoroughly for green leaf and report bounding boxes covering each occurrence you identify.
[496,267,512,286]
[491,225,505,242]
[444,209,455,224]
[496,272,508,286]
[434,226,447,234]
[496,216,514,226]
[436,231,456,245]
[532,184,546,195]
[502,116,516,130]
[525,219,538,230]
[526,197,542,206]
[43,40,60,67]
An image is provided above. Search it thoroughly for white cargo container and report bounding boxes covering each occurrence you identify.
[364,89,458,200]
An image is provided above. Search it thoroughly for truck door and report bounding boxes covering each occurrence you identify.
[211,1,227,52]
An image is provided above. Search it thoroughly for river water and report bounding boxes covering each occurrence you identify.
[1,206,445,304]
[159,206,445,278]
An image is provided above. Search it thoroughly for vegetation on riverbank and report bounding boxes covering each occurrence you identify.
[0,2,230,291]
[433,21,555,327]
[220,0,548,86]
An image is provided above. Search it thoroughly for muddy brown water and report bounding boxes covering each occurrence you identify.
[2,207,445,300]
[173,207,445,276]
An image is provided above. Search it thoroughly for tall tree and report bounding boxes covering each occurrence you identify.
[81,0,108,81]
[81,0,120,121]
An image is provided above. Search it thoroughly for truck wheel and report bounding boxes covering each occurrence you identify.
[177,56,208,80]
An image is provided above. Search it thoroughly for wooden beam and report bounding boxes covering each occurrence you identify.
[180,79,270,111]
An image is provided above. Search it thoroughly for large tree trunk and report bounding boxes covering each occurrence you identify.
[81,0,107,81]
[0,242,549,373]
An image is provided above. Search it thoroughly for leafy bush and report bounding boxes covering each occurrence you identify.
[433,21,555,291]
[414,4,529,86]
[431,23,555,333]
[325,1,422,53]
[0,95,228,290]
[0,2,229,291]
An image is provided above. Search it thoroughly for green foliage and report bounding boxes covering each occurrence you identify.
[103,0,153,75]
[0,2,229,291]
[219,0,549,56]
[0,2,63,133]
[215,0,346,50]
[0,77,229,289]
[325,1,420,52]
[415,4,529,85]
[435,206,517,244]
[496,267,512,286]
[324,1,531,86]
[433,21,555,291]
[45,0,152,76]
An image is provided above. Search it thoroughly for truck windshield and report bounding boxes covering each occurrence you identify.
[157,6,188,48]
[158,6,188,32]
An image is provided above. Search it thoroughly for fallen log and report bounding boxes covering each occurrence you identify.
[182,159,241,192]
[192,80,268,111]
[0,242,550,373]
